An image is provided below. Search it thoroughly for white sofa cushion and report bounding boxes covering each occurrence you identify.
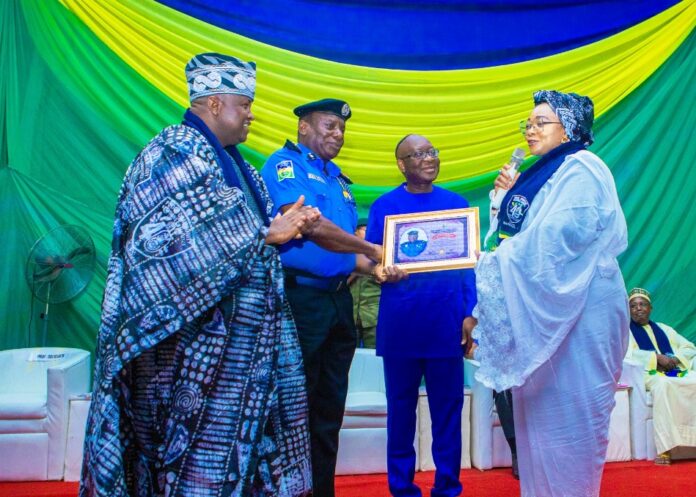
[344,391,387,416]
[0,418,46,434]
[342,414,387,429]
[0,394,47,419]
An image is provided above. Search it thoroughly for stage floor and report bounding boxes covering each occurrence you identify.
[0,460,693,497]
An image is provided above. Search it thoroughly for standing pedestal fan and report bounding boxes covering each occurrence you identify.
[25,225,96,346]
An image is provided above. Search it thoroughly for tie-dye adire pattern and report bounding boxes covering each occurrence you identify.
[80,124,311,496]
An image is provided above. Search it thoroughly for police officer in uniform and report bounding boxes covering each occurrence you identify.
[400,229,427,257]
[261,98,397,496]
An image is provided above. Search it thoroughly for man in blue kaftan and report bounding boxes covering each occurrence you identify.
[80,53,318,497]
[366,135,477,497]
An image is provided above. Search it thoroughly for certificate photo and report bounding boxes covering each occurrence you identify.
[382,207,480,273]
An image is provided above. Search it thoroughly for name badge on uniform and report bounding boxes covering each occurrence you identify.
[307,173,326,184]
[276,160,295,181]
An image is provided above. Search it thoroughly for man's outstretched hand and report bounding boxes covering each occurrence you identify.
[372,263,408,284]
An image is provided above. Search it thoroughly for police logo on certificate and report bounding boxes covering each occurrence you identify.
[276,160,295,181]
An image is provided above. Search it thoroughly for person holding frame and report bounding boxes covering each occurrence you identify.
[365,134,477,497]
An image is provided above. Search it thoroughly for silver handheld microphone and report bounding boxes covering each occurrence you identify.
[490,147,526,210]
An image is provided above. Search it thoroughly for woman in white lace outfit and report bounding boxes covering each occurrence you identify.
[473,90,629,497]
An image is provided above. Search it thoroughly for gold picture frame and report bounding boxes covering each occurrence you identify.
[382,207,480,273]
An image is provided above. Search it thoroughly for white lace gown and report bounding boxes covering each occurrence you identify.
[474,150,629,497]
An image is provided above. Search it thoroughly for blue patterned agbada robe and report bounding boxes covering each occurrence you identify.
[80,124,312,497]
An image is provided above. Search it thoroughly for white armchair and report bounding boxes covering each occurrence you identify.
[417,384,471,471]
[336,348,418,474]
[620,359,654,460]
[0,348,90,481]
[466,359,512,470]
[620,358,696,461]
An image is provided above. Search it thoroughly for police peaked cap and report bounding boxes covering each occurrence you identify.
[293,98,352,120]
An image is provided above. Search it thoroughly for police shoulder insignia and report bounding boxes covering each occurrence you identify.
[276,160,295,181]
[339,172,353,185]
[337,176,355,203]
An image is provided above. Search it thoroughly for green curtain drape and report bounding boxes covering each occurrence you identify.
[1,1,694,354]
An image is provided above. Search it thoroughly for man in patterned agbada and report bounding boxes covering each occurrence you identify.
[80,53,318,497]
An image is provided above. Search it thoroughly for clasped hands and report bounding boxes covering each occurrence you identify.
[656,353,680,373]
[265,195,321,245]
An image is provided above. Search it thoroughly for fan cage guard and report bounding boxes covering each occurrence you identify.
[25,224,96,305]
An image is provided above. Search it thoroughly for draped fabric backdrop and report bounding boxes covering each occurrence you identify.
[1,0,695,355]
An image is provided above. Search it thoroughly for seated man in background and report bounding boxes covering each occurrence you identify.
[627,287,696,465]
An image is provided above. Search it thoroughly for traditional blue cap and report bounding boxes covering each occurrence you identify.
[533,90,594,146]
[186,53,256,102]
[293,98,352,120]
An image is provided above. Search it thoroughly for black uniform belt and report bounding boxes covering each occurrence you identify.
[283,269,349,292]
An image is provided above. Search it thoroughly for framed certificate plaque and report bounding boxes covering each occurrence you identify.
[382,207,480,273]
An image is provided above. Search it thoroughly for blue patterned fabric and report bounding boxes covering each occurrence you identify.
[182,109,271,225]
[79,123,311,496]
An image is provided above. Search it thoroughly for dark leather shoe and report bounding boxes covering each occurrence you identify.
[512,453,519,479]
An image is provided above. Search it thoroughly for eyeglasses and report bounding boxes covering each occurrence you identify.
[519,120,562,135]
[399,148,440,160]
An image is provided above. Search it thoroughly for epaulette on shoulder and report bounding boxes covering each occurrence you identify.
[283,139,302,154]
[339,172,353,185]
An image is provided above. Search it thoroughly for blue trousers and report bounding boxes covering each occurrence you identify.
[383,356,464,497]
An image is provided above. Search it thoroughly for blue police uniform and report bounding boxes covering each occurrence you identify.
[262,140,357,277]
[261,138,358,497]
